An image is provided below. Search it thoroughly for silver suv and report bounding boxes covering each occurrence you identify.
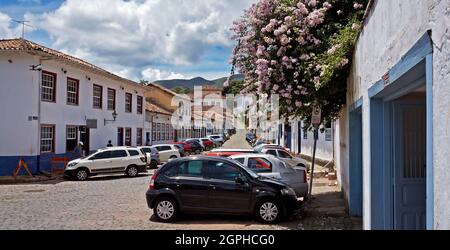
[64,147,151,181]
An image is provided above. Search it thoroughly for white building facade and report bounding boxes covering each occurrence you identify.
[334,0,450,230]
[0,39,147,176]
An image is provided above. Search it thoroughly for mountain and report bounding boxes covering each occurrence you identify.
[154,74,244,91]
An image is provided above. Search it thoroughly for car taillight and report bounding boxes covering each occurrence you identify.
[304,170,308,182]
[149,170,159,190]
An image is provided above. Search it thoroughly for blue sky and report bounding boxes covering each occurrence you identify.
[0,0,255,81]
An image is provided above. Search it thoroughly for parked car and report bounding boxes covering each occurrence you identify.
[173,144,185,157]
[146,156,302,223]
[207,135,224,145]
[173,141,192,155]
[185,140,203,154]
[254,144,290,153]
[138,146,160,169]
[206,137,222,148]
[152,144,181,163]
[260,147,309,170]
[229,154,308,198]
[245,132,256,144]
[64,147,150,181]
[206,149,258,157]
[185,139,206,150]
[200,138,215,150]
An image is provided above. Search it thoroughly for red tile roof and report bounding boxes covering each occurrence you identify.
[146,102,172,116]
[0,38,141,87]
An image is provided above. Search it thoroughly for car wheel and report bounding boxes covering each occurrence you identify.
[150,160,158,169]
[255,199,281,224]
[153,197,178,222]
[74,168,89,181]
[126,165,139,177]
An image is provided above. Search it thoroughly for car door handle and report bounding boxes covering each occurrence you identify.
[209,184,217,190]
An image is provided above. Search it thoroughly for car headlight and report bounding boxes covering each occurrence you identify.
[67,162,78,168]
[281,188,296,196]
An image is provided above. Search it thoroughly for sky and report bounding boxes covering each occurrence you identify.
[0,0,256,81]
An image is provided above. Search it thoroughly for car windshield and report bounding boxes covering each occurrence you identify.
[228,159,259,179]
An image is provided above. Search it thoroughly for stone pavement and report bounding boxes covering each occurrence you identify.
[0,131,361,230]
[220,130,253,149]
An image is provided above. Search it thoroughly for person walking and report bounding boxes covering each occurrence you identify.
[107,140,113,147]
[74,141,85,158]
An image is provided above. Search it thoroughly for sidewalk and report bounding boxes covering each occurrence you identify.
[0,174,61,185]
[297,164,362,230]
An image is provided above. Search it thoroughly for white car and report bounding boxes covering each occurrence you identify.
[207,135,224,144]
[229,154,309,198]
[64,147,151,181]
[152,144,181,163]
[261,147,310,170]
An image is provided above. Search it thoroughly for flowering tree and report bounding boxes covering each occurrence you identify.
[230,0,368,127]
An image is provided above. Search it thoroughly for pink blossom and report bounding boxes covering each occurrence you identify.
[295,101,303,107]
[354,3,364,9]
[323,2,332,10]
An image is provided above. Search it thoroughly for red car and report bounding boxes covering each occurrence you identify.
[173,142,192,154]
[205,149,258,157]
[200,138,215,150]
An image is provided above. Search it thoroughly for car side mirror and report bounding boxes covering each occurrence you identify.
[235,176,246,185]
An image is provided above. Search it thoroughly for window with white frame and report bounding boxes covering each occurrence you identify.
[157,123,161,141]
[107,88,116,111]
[136,128,143,146]
[41,125,55,153]
[41,71,56,102]
[137,96,143,114]
[66,126,78,151]
[93,84,103,109]
[125,128,132,146]
[66,78,79,105]
[166,124,170,140]
[303,128,308,140]
[125,93,132,113]
[152,122,156,142]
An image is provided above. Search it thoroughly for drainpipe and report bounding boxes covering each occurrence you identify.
[36,58,43,173]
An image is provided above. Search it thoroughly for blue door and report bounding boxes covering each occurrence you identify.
[349,107,363,217]
[286,124,292,150]
[393,100,426,230]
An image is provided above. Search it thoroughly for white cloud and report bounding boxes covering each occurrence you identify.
[24,0,256,80]
[142,68,187,82]
[0,12,14,38]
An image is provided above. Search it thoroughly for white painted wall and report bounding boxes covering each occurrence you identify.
[0,53,40,156]
[0,52,147,156]
[335,0,450,229]
[299,121,334,161]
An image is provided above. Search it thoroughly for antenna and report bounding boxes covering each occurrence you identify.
[12,20,32,38]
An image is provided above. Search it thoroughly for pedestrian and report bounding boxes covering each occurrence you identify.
[74,141,84,158]
[107,140,113,147]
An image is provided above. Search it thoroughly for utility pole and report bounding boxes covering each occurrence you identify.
[308,102,322,204]
[13,20,32,38]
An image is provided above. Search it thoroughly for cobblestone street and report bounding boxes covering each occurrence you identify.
[0,131,361,230]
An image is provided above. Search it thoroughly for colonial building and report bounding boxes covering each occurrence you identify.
[145,102,174,145]
[0,38,147,176]
[333,0,450,230]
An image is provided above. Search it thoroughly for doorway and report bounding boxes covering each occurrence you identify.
[117,128,124,146]
[349,105,363,217]
[79,126,90,156]
[393,93,426,230]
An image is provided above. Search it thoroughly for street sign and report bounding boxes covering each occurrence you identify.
[311,105,322,125]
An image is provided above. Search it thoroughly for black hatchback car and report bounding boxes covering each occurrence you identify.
[146,156,301,223]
